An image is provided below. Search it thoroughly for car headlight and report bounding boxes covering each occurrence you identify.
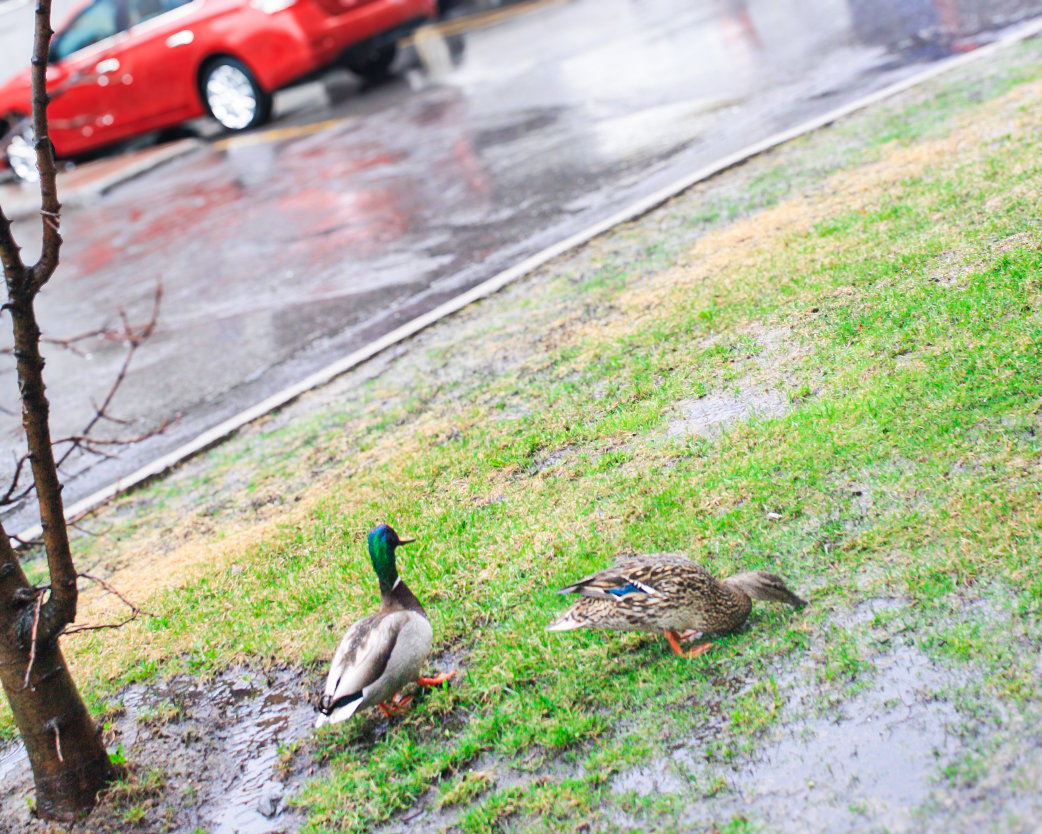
[250,0,296,13]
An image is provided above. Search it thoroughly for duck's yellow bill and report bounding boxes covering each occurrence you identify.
[398,536,416,544]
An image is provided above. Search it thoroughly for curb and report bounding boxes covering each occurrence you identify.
[12,16,1042,545]
[3,138,202,222]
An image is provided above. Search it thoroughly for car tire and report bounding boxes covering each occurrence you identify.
[342,43,397,82]
[201,58,272,131]
[4,119,41,183]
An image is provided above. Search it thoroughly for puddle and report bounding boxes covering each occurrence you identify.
[0,741,28,784]
[667,390,788,438]
[612,752,691,797]
[838,595,909,628]
[0,666,320,833]
[607,642,967,830]
[150,671,314,834]
[695,644,961,832]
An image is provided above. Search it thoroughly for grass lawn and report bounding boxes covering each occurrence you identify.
[4,37,1042,834]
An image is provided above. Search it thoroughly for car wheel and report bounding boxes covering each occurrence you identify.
[5,120,39,183]
[202,58,272,131]
[342,43,397,81]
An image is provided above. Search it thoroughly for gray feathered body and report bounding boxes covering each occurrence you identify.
[547,553,805,636]
[316,580,433,728]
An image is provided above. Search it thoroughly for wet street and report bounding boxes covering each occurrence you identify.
[2,0,1041,529]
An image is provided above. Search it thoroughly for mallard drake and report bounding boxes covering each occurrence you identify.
[547,553,806,657]
[315,524,452,728]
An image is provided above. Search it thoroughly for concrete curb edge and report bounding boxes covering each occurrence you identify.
[4,138,202,222]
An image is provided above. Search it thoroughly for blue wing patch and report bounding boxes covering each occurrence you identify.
[608,583,643,598]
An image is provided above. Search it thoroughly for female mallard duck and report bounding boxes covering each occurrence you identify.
[315,524,452,727]
[547,553,806,657]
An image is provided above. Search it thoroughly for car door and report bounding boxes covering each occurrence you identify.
[311,0,380,14]
[115,0,205,128]
[46,0,131,153]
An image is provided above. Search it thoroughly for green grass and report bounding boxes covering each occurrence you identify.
[5,37,1042,833]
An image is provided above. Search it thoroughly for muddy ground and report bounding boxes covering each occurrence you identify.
[4,613,1040,833]
[2,668,320,834]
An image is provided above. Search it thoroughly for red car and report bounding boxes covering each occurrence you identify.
[0,0,435,180]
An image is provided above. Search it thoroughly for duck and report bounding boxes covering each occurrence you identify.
[315,524,453,728]
[547,553,806,657]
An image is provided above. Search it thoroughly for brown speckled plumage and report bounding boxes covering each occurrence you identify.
[547,553,806,648]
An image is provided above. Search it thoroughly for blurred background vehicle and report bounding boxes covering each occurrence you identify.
[0,0,436,180]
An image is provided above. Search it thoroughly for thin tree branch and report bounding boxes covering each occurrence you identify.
[0,331,123,359]
[0,206,27,280]
[27,0,61,293]
[0,453,31,506]
[59,572,153,636]
[77,286,162,442]
[21,590,43,690]
[78,572,152,615]
[60,613,143,636]
[56,416,178,449]
[45,718,63,763]
[0,283,168,511]
[68,519,114,538]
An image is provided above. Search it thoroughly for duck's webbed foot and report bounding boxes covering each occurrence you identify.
[665,630,715,659]
[417,670,455,687]
[393,692,414,708]
[378,692,414,717]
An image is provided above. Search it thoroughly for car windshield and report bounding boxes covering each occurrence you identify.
[127,0,193,26]
[51,0,121,63]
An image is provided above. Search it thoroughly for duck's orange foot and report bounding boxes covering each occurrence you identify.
[665,631,716,659]
[378,693,414,718]
[417,670,455,687]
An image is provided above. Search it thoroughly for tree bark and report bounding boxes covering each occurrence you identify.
[0,0,116,820]
[0,534,115,820]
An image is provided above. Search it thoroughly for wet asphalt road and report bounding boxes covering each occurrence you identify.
[2,0,1041,532]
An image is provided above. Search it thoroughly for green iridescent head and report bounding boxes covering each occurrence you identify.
[367,524,414,593]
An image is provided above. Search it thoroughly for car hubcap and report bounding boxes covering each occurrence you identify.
[7,132,39,183]
[206,65,258,130]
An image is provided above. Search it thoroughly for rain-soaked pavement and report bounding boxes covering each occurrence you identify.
[2,0,1042,530]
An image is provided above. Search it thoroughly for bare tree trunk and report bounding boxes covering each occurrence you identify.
[0,0,116,820]
[0,536,113,819]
